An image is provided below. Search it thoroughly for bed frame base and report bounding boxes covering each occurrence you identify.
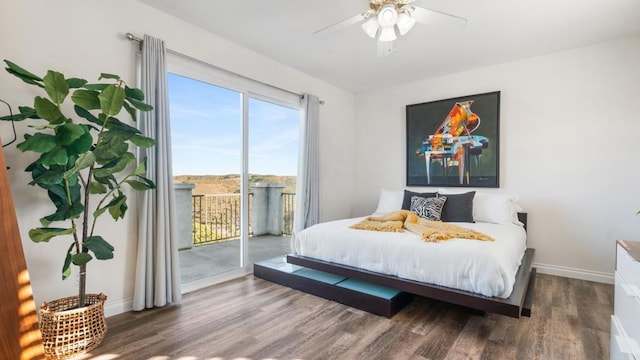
[286,247,536,319]
[254,259,415,317]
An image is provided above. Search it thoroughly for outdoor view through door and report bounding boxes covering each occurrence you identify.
[168,72,299,285]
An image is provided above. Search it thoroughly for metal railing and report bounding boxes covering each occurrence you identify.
[282,192,295,235]
[192,192,295,245]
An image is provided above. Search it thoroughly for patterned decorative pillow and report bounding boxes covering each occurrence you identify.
[410,196,447,221]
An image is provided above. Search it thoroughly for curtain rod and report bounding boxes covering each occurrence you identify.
[125,33,325,105]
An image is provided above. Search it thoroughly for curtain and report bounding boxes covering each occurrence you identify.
[132,34,181,310]
[293,94,320,234]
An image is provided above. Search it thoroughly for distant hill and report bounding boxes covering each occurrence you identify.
[174,174,296,195]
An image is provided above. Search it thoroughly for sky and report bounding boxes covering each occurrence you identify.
[168,73,299,176]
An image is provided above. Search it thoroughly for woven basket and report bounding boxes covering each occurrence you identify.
[40,293,108,360]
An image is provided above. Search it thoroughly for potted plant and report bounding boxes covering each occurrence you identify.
[1,60,155,358]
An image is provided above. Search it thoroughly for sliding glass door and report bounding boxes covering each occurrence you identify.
[166,53,299,289]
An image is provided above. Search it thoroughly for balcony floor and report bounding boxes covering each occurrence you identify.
[178,235,292,284]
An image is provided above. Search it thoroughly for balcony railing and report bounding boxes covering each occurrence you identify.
[191,192,295,245]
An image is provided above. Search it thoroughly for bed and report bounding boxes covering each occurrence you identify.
[286,189,536,318]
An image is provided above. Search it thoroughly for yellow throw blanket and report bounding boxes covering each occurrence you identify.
[350,210,494,243]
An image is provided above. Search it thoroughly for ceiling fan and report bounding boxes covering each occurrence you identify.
[314,0,467,56]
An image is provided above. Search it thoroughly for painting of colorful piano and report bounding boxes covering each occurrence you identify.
[406,91,500,187]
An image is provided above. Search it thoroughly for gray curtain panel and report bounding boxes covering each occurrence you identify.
[132,34,182,311]
[293,94,320,234]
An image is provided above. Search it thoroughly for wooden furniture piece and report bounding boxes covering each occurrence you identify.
[612,240,640,359]
[263,213,535,319]
[254,257,414,317]
[0,141,45,359]
[287,248,535,318]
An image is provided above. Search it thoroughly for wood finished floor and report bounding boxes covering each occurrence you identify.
[86,273,612,360]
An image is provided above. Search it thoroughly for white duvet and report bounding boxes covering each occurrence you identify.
[293,217,527,298]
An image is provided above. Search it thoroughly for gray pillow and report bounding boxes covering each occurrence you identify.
[401,190,437,210]
[438,191,475,222]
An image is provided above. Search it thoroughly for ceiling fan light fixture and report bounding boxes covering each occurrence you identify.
[377,4,398,28]
[396,12,416,35]
[361,16,380,38]
[378,26,397,42]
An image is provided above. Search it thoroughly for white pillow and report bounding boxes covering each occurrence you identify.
[473,192,515,225]
[438,188,523,226]
[373,189,404,216]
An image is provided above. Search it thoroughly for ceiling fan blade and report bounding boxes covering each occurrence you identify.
[314,13,365,35]
[377,40,396,56]
[410,6,467,28]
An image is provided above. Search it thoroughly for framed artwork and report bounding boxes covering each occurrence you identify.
[406,91,500,187]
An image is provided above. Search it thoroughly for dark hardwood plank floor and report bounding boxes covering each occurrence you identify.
[85,273,612,360]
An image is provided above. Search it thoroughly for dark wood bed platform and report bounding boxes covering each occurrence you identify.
[255,213,536,319]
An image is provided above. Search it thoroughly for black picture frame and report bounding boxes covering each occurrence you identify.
[406,91,500,187]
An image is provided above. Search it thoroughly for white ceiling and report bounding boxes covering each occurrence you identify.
[138,0,640,93]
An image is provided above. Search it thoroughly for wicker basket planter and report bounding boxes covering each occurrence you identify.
[40,293,108,359]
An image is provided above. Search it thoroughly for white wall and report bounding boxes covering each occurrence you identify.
[0,0,355,316]
[354,34,640,283]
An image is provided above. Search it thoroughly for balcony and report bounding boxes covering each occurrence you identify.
[175,183,294,283]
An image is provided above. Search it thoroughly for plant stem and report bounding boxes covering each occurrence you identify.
[79,167,92,308]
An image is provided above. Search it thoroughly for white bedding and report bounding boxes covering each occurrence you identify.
[293,217,527,298]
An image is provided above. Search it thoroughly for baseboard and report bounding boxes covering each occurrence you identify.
[181,268,251,294]
[104,297,133,317]
[103,269,252,317]
[534,262,613,284]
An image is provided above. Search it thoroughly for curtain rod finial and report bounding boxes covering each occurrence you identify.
[125,33,143,42]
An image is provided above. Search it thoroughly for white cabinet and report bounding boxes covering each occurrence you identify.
[613,241,640,359]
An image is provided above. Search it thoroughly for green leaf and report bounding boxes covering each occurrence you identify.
[125,179,154,191]
[37,146,68,166]
[122,101,137,122]
[126,98,153,112]
[71,252,93,266]
[125,86,144,101]
[74,105,101,125]
[4,60,43,86]
[109,198,128,220]
[94,141,129,164]
[29,227,74,243]
[44,188,67,213]
[62,243,74,280]
[0,106,38,122]
[89,181,107,194]
[93,206,108,219]
[43,70,69,105]
[99,73,120,80]
[34,96,67,124]
[65,129,93,156]
[105,117,140,134]
[17,133,56,153]
[98,85,126,116]
[71,89,101,110]
[42,202,84,222]
[85,236,114,260]
[130,134,155,148]
[28,124,57,130]
[93,153,134,178]
[93,173,116,189]
[134,158,147,176]
[82,83,109,91]
[99,129,134,144]
[106,193,127,220]
[56,123,85,145]
[29,169,64,186]
[136,176,155,190]
[64,152,96,179]
[66,78,87,89]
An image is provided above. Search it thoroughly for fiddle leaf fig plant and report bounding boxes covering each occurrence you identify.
[1,60,156,307]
